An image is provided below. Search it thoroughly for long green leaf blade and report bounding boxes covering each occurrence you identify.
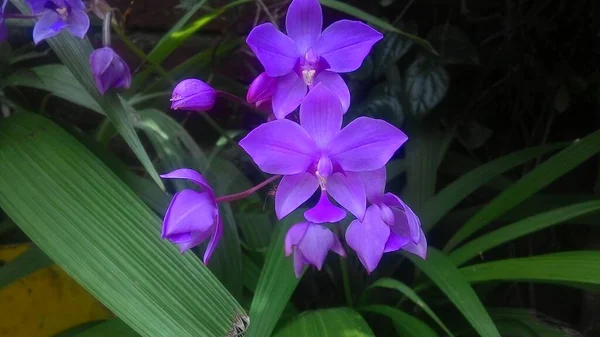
[274,308,375,337]
[450,200,600,265]
[490,308,582,337]
[403,249,500,337]
[0,112,242,337]
[75,319,139,337]
[422,143,565,230]
[11,0,163,189]
[368,278,454,336]
[360,305,437,337]
[445,129,600,252]
[0,245,53,289]
[459,251,600,286]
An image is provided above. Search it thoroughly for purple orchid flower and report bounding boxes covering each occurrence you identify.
[26,0,89,44]
[246,0,382,119]
[90,47,131,94]
[170,79,217,112]
[345,167,427,273]
[0,0,8,42]
[239,84,407,224]
[160,169,223,264]
[285,221,345,277]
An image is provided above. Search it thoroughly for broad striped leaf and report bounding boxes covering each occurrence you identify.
[0,112,243,337]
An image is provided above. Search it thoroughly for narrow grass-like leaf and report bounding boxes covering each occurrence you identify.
[450,200,600,265]
[274,308,375,337]
[445,129,600,252]
[51,321,104,337]
[74,319,139,337]
[459,251,600,287]
[422,143,565,230]
[360,305,437,337]
[319,0,435,54]
[0,245,53,289]
[0,112,243,336]
[368,278,454,336]
[247,211,305,337]
[242,255,261,293]
[6,65,102,114]
[403,249,500,337]
[11,0,163,189]
[490,308,582,337]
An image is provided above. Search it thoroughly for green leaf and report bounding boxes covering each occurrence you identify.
[136,109,243,300]
[373,21,418,77]
[6,65,102,114]
[449,200,600,265]
[0,245,53,289]
[0,112,243,337]
[445,128,600,252]
[74,319,139,337]
[360,305,437,337]
[368,278,454,336]
[242,255,261,293]
[403,249,501,337]
[490,308,582,337]
[11,0,163,189]
[51,322,104,337]
[405,55,449,117]
[247,211,305,337]
[422,143,565,231]
[459,251,600,288]
[427,25,479,65]
[274,308,375,337]
[320,0,436,54]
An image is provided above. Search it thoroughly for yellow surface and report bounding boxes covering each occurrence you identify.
[0,244,113,337]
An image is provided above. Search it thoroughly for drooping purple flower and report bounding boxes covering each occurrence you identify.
[26,0,90,44]
[285,221,345,277]
[170,79,217,112]
[239,84,407,224]
[0,0,8,42]
[345,167,426,273]
[246,72,277,107]
[246,0,382,119]
[90,47,131,95]
[160,169,222,264]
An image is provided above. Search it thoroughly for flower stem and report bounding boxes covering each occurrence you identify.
[217,91,270,118]
[216,175,281,203]
[337,227,354,308]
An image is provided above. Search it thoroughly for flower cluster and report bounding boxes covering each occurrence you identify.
[162,0,427,275]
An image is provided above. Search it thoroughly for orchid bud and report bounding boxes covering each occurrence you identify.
[246,72,277,106]
[89,47,131,95]
[170,79,216,112]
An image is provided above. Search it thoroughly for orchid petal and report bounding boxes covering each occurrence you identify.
[297,223,335,270]
[65,9,89,39]
[286,0,322,54]
[160,168,213,193]
[329,117,408,172]
[316,154,333,178]
[275,173,319,220]
[330,234,346,257]
[170,79,216,112]
[273,72,307,119]
[326,172,366,220]
[247,72,277,105]
[315,20,383,73]
[247,23,300,77]
[33,11,66,44]
[304,191,346,224]
[293,249,307,277]
[162,190,217,238]
[299,83,343,148]
[345,205,389,273]
[285,222,310,256]
[384,193,421,243]
[359,167,387,202]
[313,71,350,113]
[26,0,45,14]
[203,219,223,263]
[177,230,211,253]
[239,119,318,175]
[384,231,410,253]
[402,228,427,260]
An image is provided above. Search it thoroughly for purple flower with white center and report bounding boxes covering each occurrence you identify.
[0,0,8,42]
[285,221,345,277]
[26,0,90,44]
[239,84,407,224]
[345,168,426,273]
[246,0,382,119]
[90,47,131,95]
[170,79,217,112]
[160,169,222,264]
